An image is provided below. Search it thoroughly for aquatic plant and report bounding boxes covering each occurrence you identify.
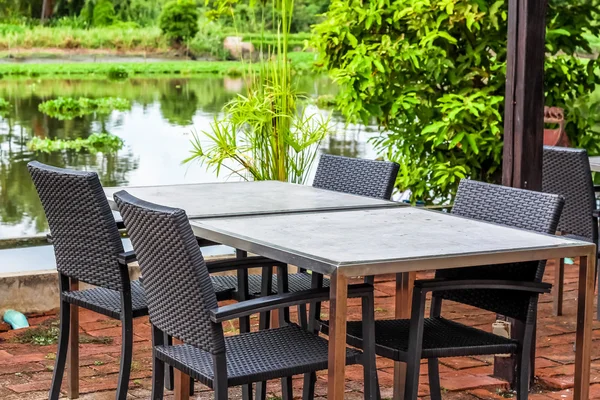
[107,65,129,80]
[27,133,124,154]
[0,98,9,117]
[38,97,131,120]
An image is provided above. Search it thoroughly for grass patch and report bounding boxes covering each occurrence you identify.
[13,318,113,346]
[38,97,131,120]
[0,26,168,52]
[0,52,315,79]
[28,133,124,154]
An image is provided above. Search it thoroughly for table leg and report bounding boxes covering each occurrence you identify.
[328,271,348,400]
[553,258,565,316]
[393,272,415,400]
[67,278,79,399]
[574,254,595,400]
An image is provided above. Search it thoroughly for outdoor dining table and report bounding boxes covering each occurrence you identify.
[589,156,600,172]
[189,206,597,400]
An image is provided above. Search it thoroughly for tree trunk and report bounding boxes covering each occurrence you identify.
[40,0,54,24]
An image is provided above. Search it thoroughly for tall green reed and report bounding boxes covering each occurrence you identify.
[185,0,329,184]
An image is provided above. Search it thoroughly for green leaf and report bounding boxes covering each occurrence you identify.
[465,134,479,154]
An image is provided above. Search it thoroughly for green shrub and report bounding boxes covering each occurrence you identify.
[92,0,116,26]
[159,0,199,44]
[313,0,600,203]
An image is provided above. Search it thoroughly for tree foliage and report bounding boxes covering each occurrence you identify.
[159,0,200,43]
[313,0,600,203]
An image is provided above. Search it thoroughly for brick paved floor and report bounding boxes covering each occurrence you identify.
[0,259,599,399]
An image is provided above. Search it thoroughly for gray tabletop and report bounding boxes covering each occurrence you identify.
[190,207,593,276]
[104,181,401,219]
[590,156,600,172]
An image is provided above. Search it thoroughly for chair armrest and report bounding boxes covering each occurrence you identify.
[118,250,137,266]
[206,256,285,273]
[414,279,551,294]
[594,185,600,192]
[210,283,373,323]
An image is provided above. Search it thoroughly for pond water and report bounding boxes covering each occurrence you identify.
[0,75,380,242]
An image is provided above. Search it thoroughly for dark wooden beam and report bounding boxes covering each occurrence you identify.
[501,0,547,191]
[497,0,547,386]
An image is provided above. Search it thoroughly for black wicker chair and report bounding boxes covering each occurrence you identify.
[28,161,282,399]
[114,190,379,400]
[542,146,599,318]
[321,179,564,400]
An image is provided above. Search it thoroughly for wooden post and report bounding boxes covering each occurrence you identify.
[497,0,548,385]
[502,0,547,190]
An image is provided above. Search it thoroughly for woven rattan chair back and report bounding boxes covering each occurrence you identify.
[542,146,598,243]
[312,154,399,200]
[28,161,125,291]
[114,191,225,355]
[436,179,564,320]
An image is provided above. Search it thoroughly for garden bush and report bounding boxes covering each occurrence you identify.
[313,0,600,202]
[159,0,199,44]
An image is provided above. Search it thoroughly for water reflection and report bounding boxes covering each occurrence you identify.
[0,76,374,239]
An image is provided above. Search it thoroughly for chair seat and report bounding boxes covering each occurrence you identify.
[62,280,148,320]
[155,324,361,388]
[211,272,330,300]
[321,317,518,361]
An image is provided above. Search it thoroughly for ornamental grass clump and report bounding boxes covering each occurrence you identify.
[185,0,329,183]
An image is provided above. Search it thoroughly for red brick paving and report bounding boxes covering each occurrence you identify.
[0,259,598,399]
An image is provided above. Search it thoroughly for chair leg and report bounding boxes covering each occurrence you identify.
[151,325,165,399]
[281,377,293,400]
[302,272,324,400]
[214,353,229,400]
[404,287,427,400]
[50,298,70,400]
[302,372,316,400]
[256,266,274,400]
[164,333,174,390]
[516,322,535,399]
[67,278,79,399]
[553,258,565,316]
[152,356,165,400]
[427,358,442,400]
[116,314,133,400]
[362,293,378,400]
[298,304,308,328]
